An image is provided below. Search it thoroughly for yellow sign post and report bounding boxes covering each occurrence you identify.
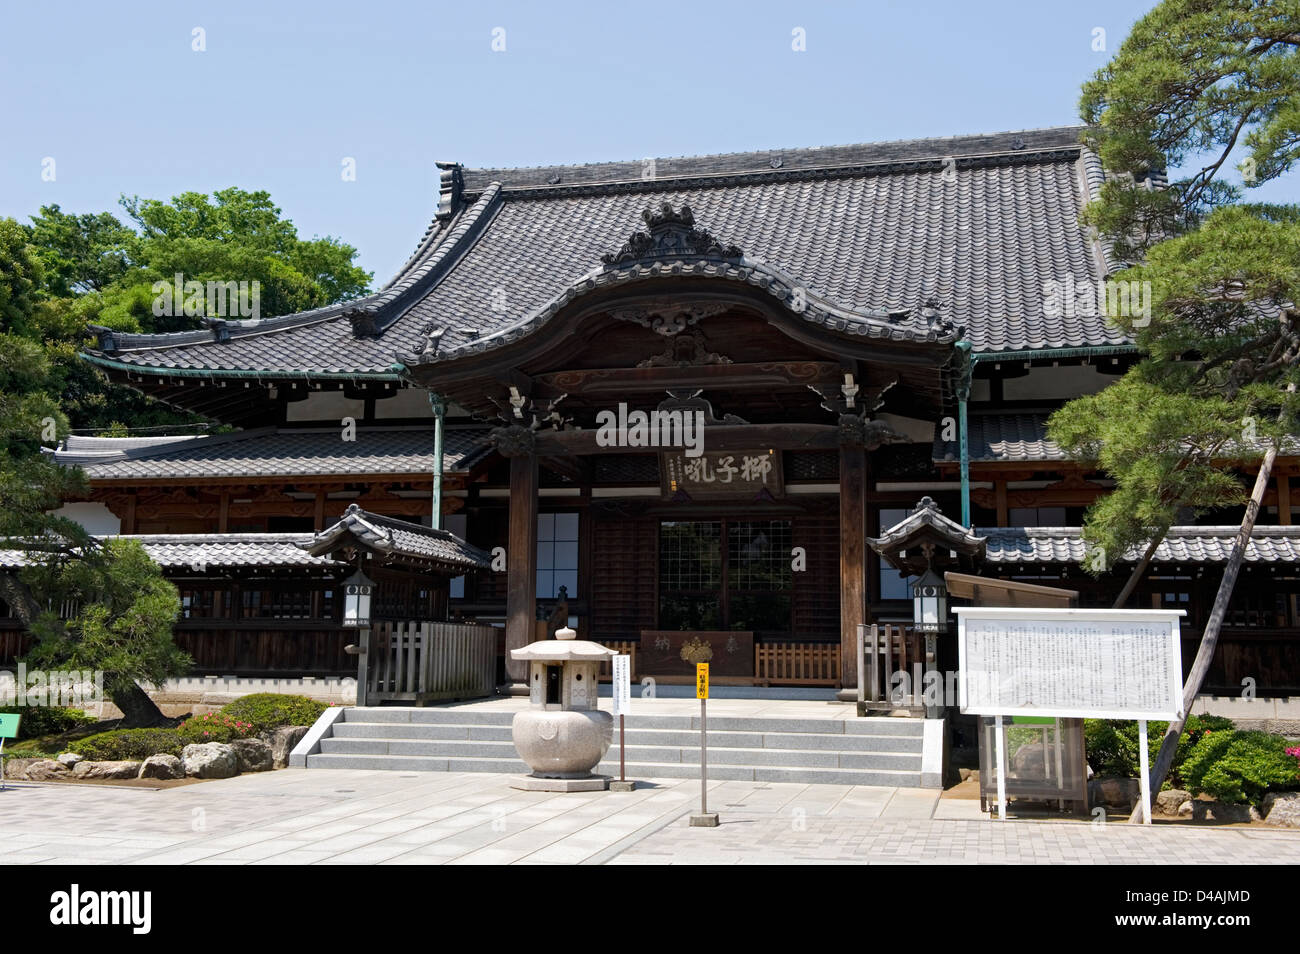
[690,663,719,827]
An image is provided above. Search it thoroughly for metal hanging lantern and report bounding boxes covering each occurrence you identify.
[342,566,375,628]
[912,566,948,634]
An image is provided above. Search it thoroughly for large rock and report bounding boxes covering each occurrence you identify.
[3,757,43,780]
[57,752,85,767]
[138,754,184,780]
[1155,788,1191,816]
[72,760,143,780]
[181,742,239,779]
[1262,792,1300,828]
[1089,776,1139,811]
[264,725,309,769]
[24,759,71,781]
[1010,743,1050,776]
[229,738,273,773]
[1190,799,1262,824]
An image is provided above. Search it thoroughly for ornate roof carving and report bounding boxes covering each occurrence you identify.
[601,203,744,267]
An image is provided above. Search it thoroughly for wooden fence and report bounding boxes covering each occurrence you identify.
[597,641,638,681]
[755,642,840,685]
[594,639,839,687]
[364,620,497,705]
[859,623,924,707]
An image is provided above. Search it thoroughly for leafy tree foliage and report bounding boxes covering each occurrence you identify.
[1051,0,1300,813]
[1051,0,1300,570]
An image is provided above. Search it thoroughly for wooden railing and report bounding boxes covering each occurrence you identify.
[597,641,638,681]
[365,620,497,705]
[859,623,925,707]
[755,642,839,685]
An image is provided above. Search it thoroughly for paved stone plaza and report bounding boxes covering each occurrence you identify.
[2,768,1299,865]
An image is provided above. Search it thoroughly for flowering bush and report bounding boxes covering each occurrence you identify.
[1183,731,1300,805]
[218,693,327,734]
[177,712,255,744]
[1084,715,1234,786]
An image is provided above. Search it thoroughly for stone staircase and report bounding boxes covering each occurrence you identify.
[300,706,936,787]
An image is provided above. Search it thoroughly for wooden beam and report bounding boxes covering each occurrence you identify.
[504,454,539,689]
[532,422,840,457]
[535,361,843,395]
[839,444,867,692]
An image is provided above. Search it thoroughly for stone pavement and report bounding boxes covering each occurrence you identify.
[1,769,1298,865]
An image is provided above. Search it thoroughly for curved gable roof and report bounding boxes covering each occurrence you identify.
[83,125,1121,379]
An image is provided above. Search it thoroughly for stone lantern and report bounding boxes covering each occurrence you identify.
[509,626,618,792]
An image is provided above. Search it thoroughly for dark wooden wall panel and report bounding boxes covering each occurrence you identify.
[590,515,657,641]
[793,514,840,641]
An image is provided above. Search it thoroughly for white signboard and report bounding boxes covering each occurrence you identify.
[611,654,631,716]
[955,607,1185,721]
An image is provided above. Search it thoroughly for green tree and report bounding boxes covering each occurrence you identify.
[104,187,371,333]
[27,204,134,296]
[22,538,188,728]
[19,187,372,431]
[0,218,44,335]
[1048,0,1300,813]
[0,329,184,727]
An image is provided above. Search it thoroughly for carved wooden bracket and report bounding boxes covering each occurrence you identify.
[488,425,537,458]
[838,414,898,450]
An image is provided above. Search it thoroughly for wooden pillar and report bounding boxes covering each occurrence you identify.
[995,479,1008,527]
[839,443,867,694]
[313,491,326,531]
[218,492,230,533]
[504,449,539,691]
[1278,474,1292,526]
[124,493,137,534]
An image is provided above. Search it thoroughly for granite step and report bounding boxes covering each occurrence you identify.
[304,751,922,786]
[304,706,933,785]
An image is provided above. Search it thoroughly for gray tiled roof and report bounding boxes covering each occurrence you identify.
[304,504,491,572]
[0,534,342,570]
[932,413,1299,464]
[84,125,1123,375]
[51,426,490,480]
[933,412,1065,463]
[869,495,987,552]
[982,526,1300,564]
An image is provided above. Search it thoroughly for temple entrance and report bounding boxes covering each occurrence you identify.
[657,519,793,636]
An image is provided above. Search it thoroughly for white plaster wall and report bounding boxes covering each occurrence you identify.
[52,501,121,535]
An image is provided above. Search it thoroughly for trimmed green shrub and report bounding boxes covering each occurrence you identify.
[0,705,95,739]
[1084,715,1235,787]
[218,693,327,734]
[177,711,255,744]
[1182,730,1300,805]
[69,728,183,761]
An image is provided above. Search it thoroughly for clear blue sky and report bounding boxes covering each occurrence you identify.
[1,0,1289,283]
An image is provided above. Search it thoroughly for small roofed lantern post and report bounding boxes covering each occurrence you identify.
[866,497,985,719]
[341,559,376,705]
[912,562,948,636]
[342,564,375,629]
[509,626,618,792]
